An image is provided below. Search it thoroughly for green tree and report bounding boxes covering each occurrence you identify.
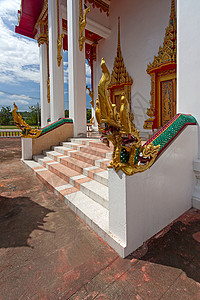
[87,109,92,121]
[0,106,12,125]
[26,105,41,126]
[65,109,69,118]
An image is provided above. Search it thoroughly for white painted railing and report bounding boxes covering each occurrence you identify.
[0,129,21,137]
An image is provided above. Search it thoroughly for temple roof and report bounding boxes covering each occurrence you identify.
[15,0,44,39]
[15,0,110,39]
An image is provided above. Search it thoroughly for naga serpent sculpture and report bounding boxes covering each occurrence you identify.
[12,102,41,138]
[95,58,160,176]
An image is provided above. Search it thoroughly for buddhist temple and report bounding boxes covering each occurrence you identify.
[13,0,200,257]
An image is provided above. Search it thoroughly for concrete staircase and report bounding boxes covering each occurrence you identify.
[23,138,125,253]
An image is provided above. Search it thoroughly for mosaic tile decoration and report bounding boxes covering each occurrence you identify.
[40,118,73,136]
[145,114,197,158]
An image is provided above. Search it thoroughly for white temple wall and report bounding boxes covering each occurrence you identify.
[177,0,200,157]
[97,0,172,131]
[109,125,197,257]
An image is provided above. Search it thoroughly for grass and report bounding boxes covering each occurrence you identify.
[0,125,17,129]
[0,125,40,129]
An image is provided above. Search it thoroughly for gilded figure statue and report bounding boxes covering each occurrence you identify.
[96,58,160,176]
[12,103,41,138]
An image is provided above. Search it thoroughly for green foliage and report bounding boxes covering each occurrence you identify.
[87,109,92,121]
[65,109,69,118]
[0,106,12,125]
[26,105,41,126]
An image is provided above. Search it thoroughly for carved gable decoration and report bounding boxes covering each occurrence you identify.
[147,0,176,74]
[144,0,177,130]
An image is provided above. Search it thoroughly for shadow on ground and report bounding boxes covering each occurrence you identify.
[129,215,200,283]
[0,195,55,248]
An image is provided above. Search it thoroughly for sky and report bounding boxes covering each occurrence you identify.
[0,0,91,112]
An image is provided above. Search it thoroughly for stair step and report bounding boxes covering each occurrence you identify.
[79,145,112,159]
[43,150,65,161]
[94,170,108,186]
[45,160,108,207]
[64,191,109,233]
[33,154,45,162]
[69,150,104,166]
[52,146,76,155]
[32,138,110,208]
[68,138,97,145]
[79,180,109,209]
[47,162,80,183]
[37,156,55,167]
[88,141,114,151]
[37,155,108,187]
[36,168,68,192]
[61,142,80,150]
[59,155,92,173]
[95,158,111,170]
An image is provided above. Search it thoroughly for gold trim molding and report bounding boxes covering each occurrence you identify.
[79,0,91,51]
[57,0,64,66]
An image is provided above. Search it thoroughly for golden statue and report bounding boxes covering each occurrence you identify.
[12,103,41,138]
[96,58,160,176]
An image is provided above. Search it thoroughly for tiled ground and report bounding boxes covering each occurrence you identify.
[0,137,200,299]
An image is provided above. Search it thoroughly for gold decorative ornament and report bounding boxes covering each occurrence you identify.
[17,0,22,25]
[57,0,64,66]
[86,86,94,108]
[79,0,91,51]
[91,43,97,61]
[108,17,133,113]
[144,0,177,129]
[35,0,48,47]
[35,0,48,30]
[12,103,41,138]
[96,58,160,176]
[57,33,64,67]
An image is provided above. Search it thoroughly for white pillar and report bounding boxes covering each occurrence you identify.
[177,0,200,156]
[92,52,98,130]
[39,43,50,127]
[67,0,87,137]
[21,138,32,160]
[48,0,65,123]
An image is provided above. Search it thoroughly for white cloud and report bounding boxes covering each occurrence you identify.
[0,92,32,108]
[0,1,40,85]
[85,63,91,77]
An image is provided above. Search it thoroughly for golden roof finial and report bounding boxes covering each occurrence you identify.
[109,17,133,87]
[118,16,121,50]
